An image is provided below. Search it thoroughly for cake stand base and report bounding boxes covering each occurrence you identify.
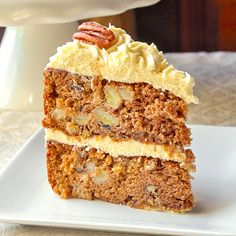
[0,22,78,111]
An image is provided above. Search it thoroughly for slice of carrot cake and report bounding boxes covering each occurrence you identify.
[42,21,198,213]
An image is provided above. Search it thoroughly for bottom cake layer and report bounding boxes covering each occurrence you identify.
[46,141,194,213]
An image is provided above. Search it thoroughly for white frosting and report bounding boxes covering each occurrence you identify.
[48,41,107,76]
[45,128,188,163]
[106,25,132,52]
[47,25,199,104]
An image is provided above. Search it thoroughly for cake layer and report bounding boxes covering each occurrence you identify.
[46,141,194,212]
[43,68,191,147]
[45,128,195,171]
[47,25,198,104]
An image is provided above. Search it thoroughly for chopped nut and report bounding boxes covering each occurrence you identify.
[92,107,119,126]
[118,86,134,102]
[104,85,123,109]
[92,169,109,185]
[51,108,66,120]
[65,122,77,135]
[86,162,95,174]
[146,185,157,193]
[72,114,91,125]
[145,164,155,171]
[144,161,156,171]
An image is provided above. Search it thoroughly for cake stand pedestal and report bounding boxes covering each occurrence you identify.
[0,23,78,111]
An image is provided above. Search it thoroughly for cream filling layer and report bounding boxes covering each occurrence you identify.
[45,128,187,163]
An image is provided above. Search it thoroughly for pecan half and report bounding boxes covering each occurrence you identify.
[73,21,115,49]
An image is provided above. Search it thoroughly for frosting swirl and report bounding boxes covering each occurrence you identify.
[107,25,132,52]
[107,41,168,73]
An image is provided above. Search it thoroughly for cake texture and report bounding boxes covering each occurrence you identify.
[43,21,198,213]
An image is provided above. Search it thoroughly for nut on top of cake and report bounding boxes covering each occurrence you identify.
[43,21,198,213]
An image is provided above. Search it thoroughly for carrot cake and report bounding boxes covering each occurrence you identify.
[42,21,198,213]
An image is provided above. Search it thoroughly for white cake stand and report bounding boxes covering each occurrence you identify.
[0,0,159,111]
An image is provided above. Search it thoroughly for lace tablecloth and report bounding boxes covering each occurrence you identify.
[0,52,236,236]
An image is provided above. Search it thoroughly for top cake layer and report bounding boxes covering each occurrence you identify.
[47,24,198,104]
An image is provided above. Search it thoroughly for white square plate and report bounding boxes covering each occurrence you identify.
[0,125,236,235]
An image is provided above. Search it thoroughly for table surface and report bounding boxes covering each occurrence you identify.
[0,52,236,236]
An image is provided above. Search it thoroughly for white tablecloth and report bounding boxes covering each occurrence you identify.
[0,52,236,235]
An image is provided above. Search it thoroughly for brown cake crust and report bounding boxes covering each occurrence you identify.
[43,68,191,147]
[47,141,194,213]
